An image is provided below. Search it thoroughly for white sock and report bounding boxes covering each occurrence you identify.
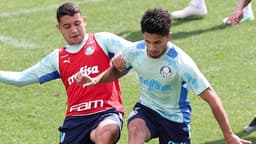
[190,0,206,9]
[243,2,254,18]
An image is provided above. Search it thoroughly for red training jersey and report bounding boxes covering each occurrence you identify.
[59,34,124,117]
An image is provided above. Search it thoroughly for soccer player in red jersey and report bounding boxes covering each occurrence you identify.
[0,2,132,144]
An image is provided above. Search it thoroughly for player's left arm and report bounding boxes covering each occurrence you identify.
[179,49,251,143]
[199,88,252,144]
[199,87,234,140]
[76,65,127,87]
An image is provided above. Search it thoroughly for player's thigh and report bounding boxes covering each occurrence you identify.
[90,112,123,142]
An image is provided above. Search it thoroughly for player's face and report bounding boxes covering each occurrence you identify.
[144,32,171,58]
[57,13,86,45]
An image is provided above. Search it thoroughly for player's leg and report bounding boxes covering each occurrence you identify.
[128,118,151,144]
[241,2,254,22]
[223,2,254,25]
[58,116,95,144]
[90,112,123,144]
[158,118,191,144]
[244,117,256,133]
[127,103,160,144]
[171,0,207,19]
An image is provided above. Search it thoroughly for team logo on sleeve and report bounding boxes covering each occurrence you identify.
[84,46,95,56]
[160,66,172,78]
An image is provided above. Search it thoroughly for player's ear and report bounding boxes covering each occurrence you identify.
[83,16,87,24]
[56,23,61,31]
[82,16,87,27]
[56,24,59,30]
[167,32,172,41]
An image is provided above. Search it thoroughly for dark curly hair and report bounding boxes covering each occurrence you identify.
[141,8,171,36]
[56,2,82,23]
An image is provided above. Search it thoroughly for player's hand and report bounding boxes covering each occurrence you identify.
[226,134,251,144]
[75,72,97,87]
[110,52,126,72]
[225,10,243,26]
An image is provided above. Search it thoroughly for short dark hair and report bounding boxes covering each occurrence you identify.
[140,8,171,36]
[56,2,82,23]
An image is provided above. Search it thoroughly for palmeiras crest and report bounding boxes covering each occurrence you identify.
[160,66,172,78]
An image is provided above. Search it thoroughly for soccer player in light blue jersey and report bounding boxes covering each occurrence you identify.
[76,8,251,144]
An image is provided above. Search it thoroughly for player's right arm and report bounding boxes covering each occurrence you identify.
[76,65,126,87]
[0,50,60,87]
[0,67,41,87]
[76,53,127,87]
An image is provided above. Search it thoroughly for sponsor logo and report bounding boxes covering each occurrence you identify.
[140,77,171,91]
[67,65,99,85]
[79,65,99,75]
[63,58,71,64]
[60,54,71,64]
[168,141,186,144]
[69,100,104,112]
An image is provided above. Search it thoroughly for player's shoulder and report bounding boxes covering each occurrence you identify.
[38,48,59,68]
[51,48,62,55]
[44,49,60,60]
[124,40,144,51]
[168,43,196,66]
[122,40,144,57]
[94,32,118,39]
[167,42,188,58]
[94,32,127,45]
[134,40,145,49]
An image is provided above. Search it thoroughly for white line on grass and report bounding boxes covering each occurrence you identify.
[0,5,58,17]
[0,0,102,49]
[0,0,103,17]
[0,35,37,49]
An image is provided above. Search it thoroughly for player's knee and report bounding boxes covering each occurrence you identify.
[128,119,151,141]
[128,123,139,134]
[99,125,120,142]
[128,122,144,136]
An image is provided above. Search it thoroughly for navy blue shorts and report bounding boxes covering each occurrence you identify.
[128,103,191,144]
[58,109,123,144]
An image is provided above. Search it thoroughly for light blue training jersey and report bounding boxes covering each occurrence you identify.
[0,32,132,86]
[123,40,210,124]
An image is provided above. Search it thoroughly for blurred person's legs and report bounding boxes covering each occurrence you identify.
[241,2,254,22]
[171,0,207,19]
[223,2,254,24]
[244,117,256,133]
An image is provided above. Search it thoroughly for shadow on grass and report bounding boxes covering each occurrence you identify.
[171,17,205,27]
[119,22,229,42]
[203,130,256,144]
[172,24,228,41]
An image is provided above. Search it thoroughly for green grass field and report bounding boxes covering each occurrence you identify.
[0,0,256,143]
